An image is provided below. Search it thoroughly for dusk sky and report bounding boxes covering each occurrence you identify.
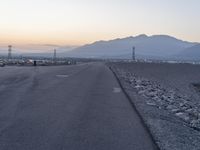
[0,0,199,48]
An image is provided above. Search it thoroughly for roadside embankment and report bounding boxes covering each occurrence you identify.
[108,62,200,150]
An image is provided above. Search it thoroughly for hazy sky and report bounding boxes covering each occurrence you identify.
[0,0,199,46]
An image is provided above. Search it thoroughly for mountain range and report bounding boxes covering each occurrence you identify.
[1,34,199,60]
[65,34,200,60]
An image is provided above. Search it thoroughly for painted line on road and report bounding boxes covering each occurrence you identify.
[56,75,69,78]
[113,87,121,93]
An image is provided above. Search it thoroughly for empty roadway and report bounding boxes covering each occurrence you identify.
[0,62,157,150]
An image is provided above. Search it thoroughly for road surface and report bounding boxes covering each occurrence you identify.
[0,63,157,150]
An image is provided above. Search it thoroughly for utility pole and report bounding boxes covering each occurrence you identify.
[132,46,136,61]
[8,45,12,60]
[53,49,56,63]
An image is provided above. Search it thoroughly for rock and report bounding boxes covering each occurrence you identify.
[138,90,146,95]
[181,106,188,111]
[190,119,200,128]
[152,96,160,102]
[175,112,190,122]
[135,85,141,89]
[147,102,157,107]
[185,109,193,113]
[161,95,168,101]
[180,103,185,107]
[136,79,142,84]
[166,105,177,110]
[189,111,199,120]
[166,98,174,103]
[141,82,148,86]
[146,91,157,98]
[172,109,181,113]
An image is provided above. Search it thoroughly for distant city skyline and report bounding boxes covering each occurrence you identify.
[0,0,200,48]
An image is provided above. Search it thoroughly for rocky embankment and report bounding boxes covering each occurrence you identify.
[121,70,200,129]
[109,62,200,150]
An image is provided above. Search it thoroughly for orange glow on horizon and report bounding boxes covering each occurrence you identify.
[0,0,199,47]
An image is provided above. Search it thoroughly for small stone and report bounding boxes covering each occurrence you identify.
[147,102,157,106]
[172,109,180,113]
[175,112,190,122]
[186,108,193,112]
[152,96,160,102]
[138,90,145,95]
[180,103,185,107]
[181,106,188,111]
[141,82,148,86]
[190,119,200,128]
[166,105,177,110]
[135,85,141,89]
[146,92,157,98]
[161,95,168,101]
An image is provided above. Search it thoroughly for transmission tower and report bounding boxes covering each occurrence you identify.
[8,45,12,60]
[53,49,57,63]
[132,46,136,61]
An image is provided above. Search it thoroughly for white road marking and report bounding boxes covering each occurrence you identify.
[113,87,121,93]
[56,75,69,78]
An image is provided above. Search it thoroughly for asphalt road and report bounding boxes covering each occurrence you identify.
[0,63,157,150]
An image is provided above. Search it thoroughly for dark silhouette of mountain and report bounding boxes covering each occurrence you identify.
[66,34,196,59]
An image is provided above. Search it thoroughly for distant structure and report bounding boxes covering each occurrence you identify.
[53,49,57,63]
[132,46,136,61]
[8,45,12,60]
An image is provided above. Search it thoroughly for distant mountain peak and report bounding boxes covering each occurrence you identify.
[150,34,179,40]
[135,34,148,38]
